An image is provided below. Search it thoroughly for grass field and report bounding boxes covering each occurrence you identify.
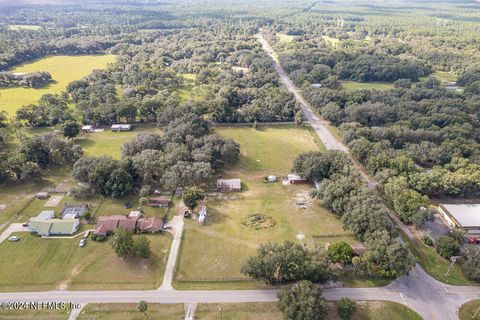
[0,167,76,227]
[76,125,161,159]
[78,301,421,320]
[277,32,297,43]
[326,301,422,320]
[322,35,341,47]
[0,232,171,291]
[341,81,394,91]
[405,234,473,285]
[175,125,356,287]
[79,303,184,320]
[421,71,457,82]
[8,24,42,30]
[459,300,480,320]
[0,54,115,116]
[0,308,67,320]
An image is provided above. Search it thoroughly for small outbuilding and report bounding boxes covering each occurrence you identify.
[111,124,133,132]
[81,125,94,133]
[36,192,49,199]
[175,187,184,197]
[148,196,171,208]
[198,205,207,224]
[128,210,143,219]
[268,175,277,182]
[60,204,89,219]
[216,179,242,192]
[287,174,307,184]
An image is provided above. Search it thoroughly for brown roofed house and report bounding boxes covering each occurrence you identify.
[94,215,163,236]
[148,196,170,208]
[137,217,163,233]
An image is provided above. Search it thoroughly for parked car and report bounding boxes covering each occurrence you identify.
[79,238,86,247]
[468,237,479,244]
[8,236,20,242]
[163,224,172,230]
[22,223,29,227]
[124,201,132,209]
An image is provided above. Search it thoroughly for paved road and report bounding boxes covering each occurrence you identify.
[256,32,418,241]
[1,266,479,319]
[67,303,85,320]
[0,223,28,244]
[184,303,197,320]
[254,32,480,319]
[159,214,184,291]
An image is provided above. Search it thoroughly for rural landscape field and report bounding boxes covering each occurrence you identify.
[0,0,479,319]
[0,55,115,115]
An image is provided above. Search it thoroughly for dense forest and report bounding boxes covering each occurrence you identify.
[262,0,480,227]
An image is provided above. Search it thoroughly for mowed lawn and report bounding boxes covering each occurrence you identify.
[341,81,394,91]
[459,300,480,320]
[0,167,76,227]
[79,304,184,320]
[0,232,171,292]
[76,125,161,159]
[0,54,115,116]
[175,125,355,285]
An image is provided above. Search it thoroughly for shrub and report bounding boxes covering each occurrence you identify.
[278,281,327,320]
[328,241,353,264]
[461,245,480,281]
[91,234,106,242]
[83,211,91,220]
[435,236,460,259]
[337,298,357,320]
[422,235,433,246]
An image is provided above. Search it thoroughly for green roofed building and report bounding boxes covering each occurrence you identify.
[29,210,79,236]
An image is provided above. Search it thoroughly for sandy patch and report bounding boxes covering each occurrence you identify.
[45,195,64,207]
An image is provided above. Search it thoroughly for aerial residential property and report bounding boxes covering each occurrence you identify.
[93,215,163,236]
[0,1,479,320]
[28,211,80,236]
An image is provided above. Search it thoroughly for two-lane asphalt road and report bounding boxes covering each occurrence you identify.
[1,265,479,320]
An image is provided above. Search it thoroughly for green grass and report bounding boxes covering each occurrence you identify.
[326,301,422,320]
[322,35,341,47]
[195,302,282,320]
[0,308,68,320]
[420,71,457,82]
[459,300,480,320]
[0,167,76,227]
[211,125,321,172]
[79,303,184,320]
[341,81,394,91]
[176,83,208,102]
[405,235,474,285]
[7,24,42,30]
[75,125,161,160]
[277,32,297,43]
[175,125,357,286]
[93,193,169,219]
[180,73,197,81]
[0,232,171,291]
[0,54,115,116]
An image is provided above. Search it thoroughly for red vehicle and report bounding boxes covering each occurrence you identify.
[468,237,479,244]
